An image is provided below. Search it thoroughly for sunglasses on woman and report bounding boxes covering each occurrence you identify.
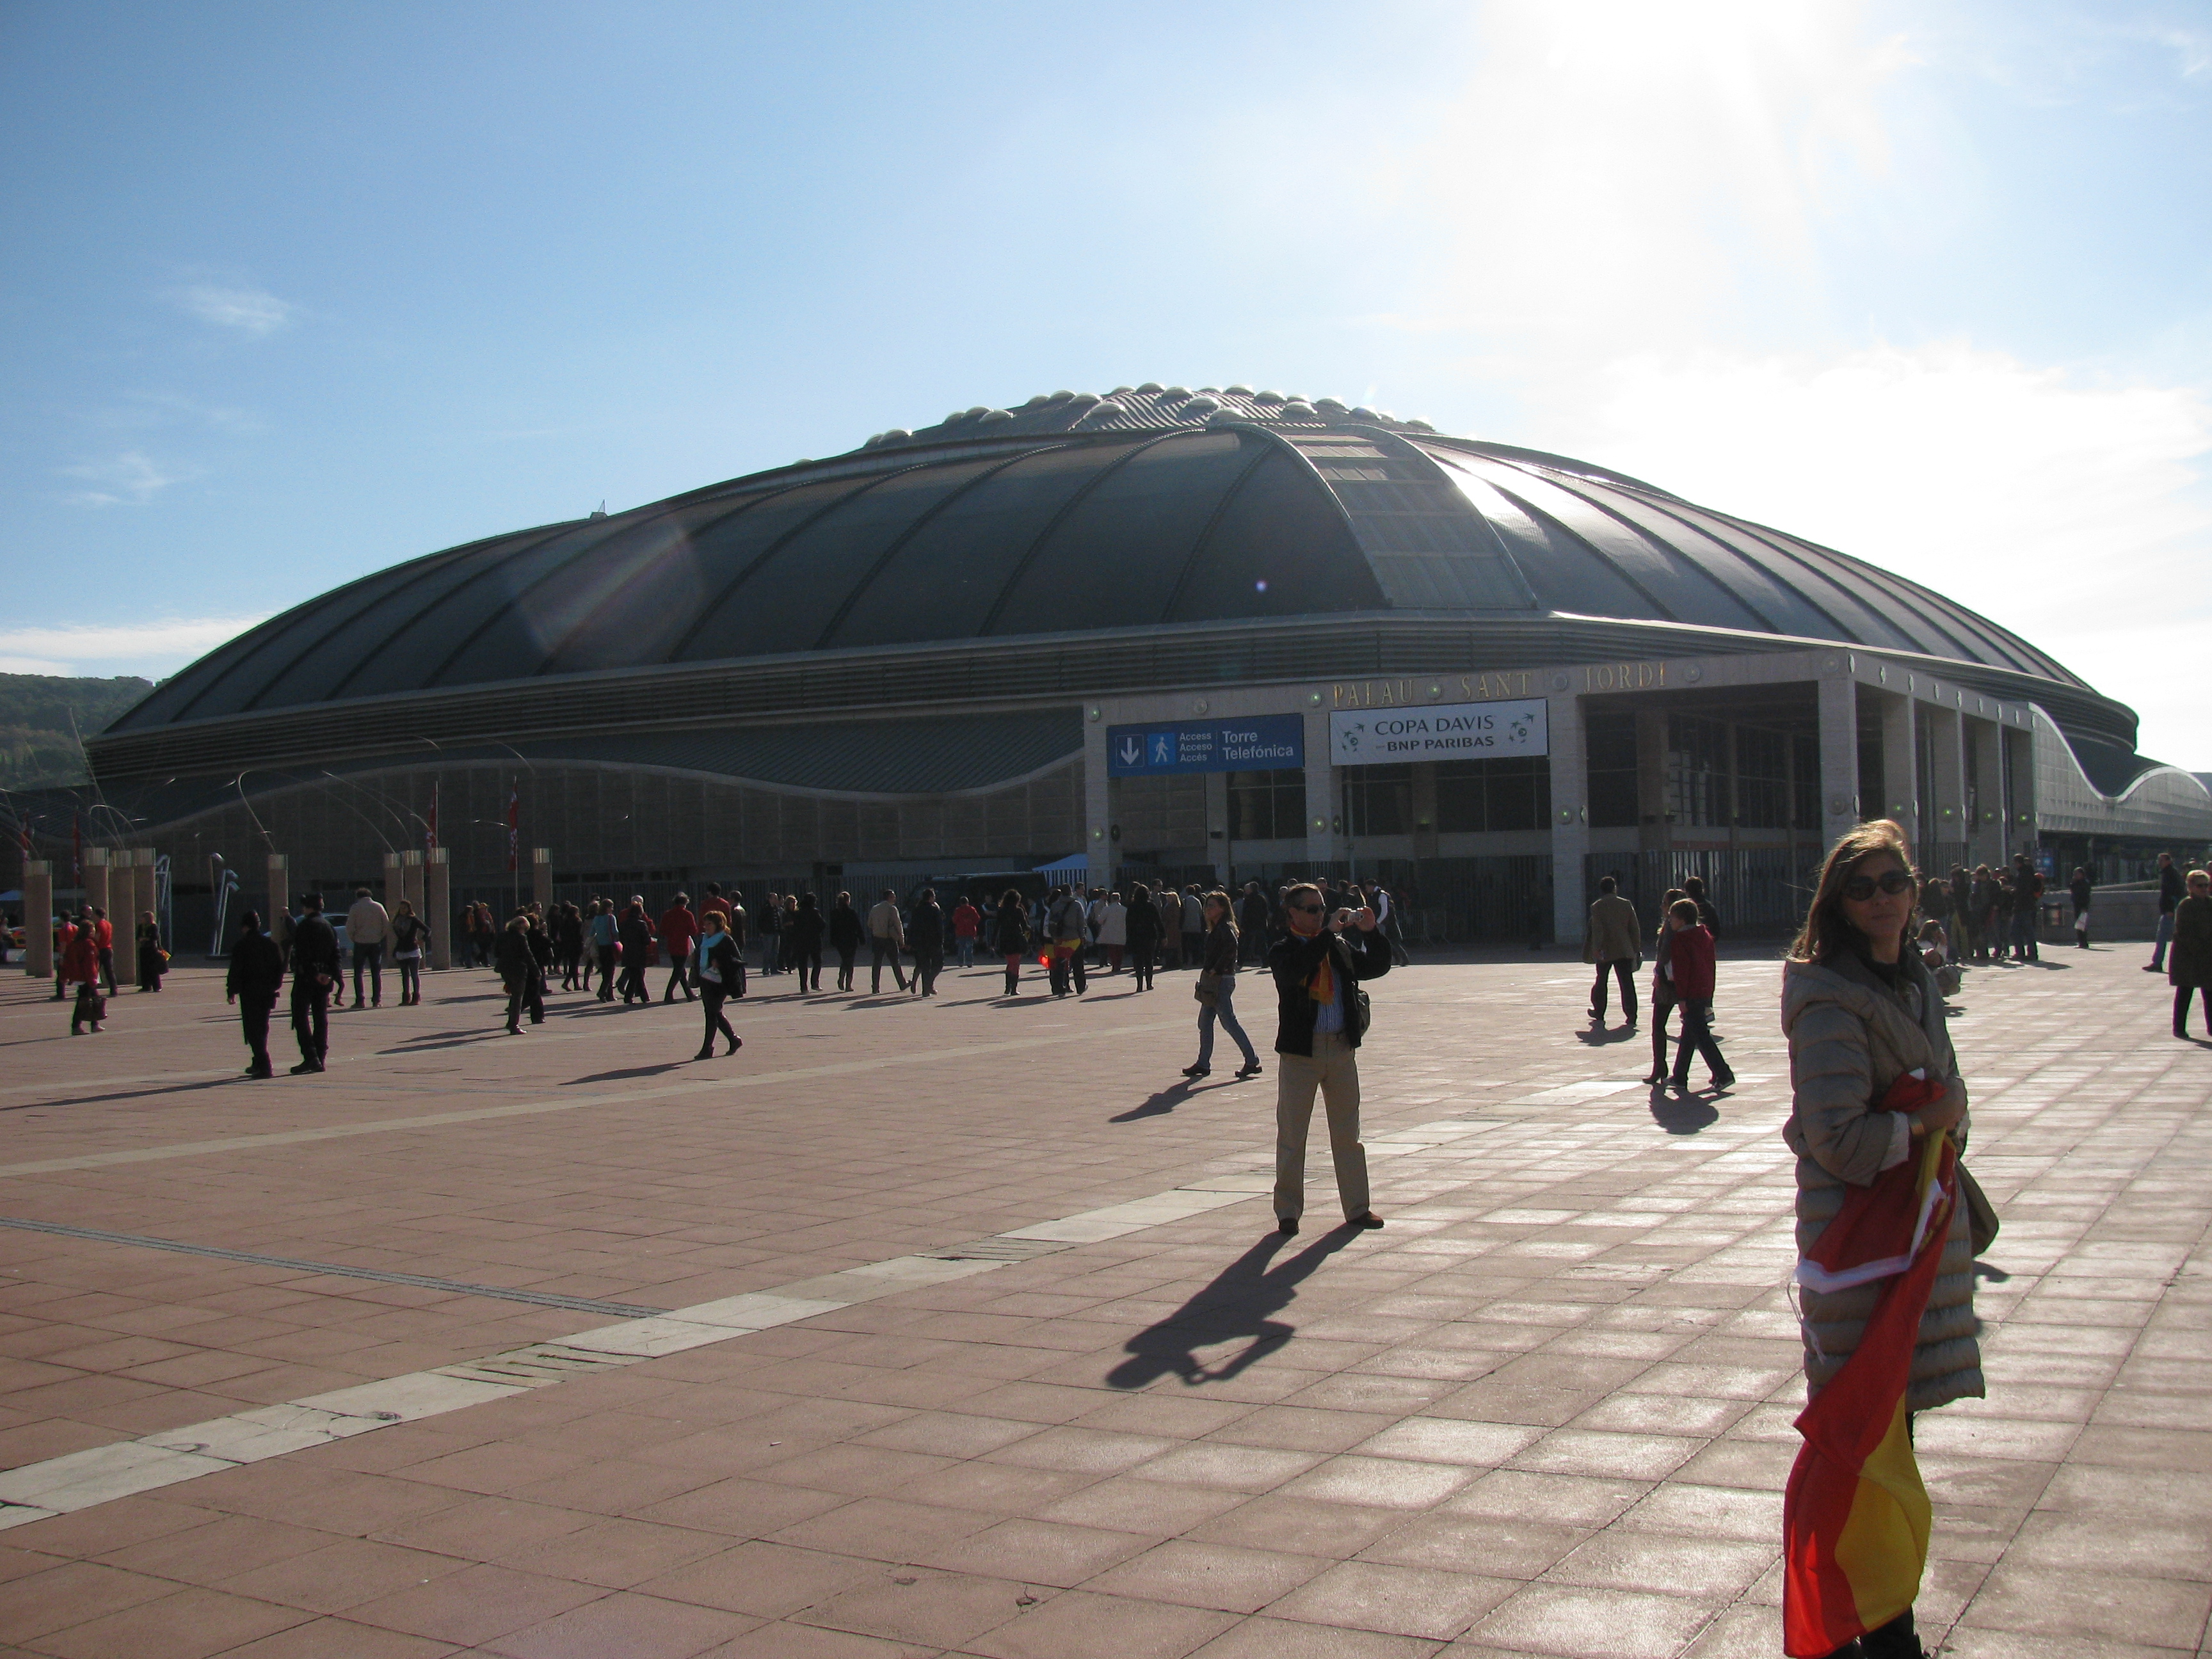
[1840,869,1916,902]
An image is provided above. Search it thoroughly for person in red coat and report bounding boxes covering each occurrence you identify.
[658,894,700,1003]
[61,920,104,1034]
[1664,898,1734,1092]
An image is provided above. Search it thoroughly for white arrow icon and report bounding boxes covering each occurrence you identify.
[1118,736,1144,767]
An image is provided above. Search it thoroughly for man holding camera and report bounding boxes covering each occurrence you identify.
[1268,881,1392,1235]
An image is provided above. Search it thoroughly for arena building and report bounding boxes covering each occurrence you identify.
[52,382,2212,947]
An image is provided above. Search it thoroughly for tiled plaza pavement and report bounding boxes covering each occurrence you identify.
[0,940,2203,1658]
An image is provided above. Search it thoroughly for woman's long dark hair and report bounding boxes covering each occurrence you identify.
[1790,819,1918,965]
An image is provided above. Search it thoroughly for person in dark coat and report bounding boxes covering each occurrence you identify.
[225,912,286,1077]
[693,913,744,1058]
[135,911,166,991]
[909,888,945,997]
[495,915,543,1034]
[2067,867,2093,948]
[1664,898,1733,1091]
[287,893,340,1073]
[787,892,827,992]
[1266,883,1391,1234]
[2168,869,2212,1039]
[1237,883,1270,967]
[990,889,1032,996]
[1125,883,1162,991]
[616,900,653,1004]
[61,920,103,1035]
[828,892,864,991]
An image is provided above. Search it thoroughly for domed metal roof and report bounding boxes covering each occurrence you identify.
[113,385,2082,733]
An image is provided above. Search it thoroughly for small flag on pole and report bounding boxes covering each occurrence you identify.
[505,789,520,873]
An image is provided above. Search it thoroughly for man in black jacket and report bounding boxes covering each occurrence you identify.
[225,911,286,1078]
[286,893,340,1074]
[1267,881,1392,1236]
[2149,852,2184,972]
[910,888,945,997]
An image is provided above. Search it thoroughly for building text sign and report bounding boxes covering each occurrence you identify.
[1330,698,1548,766]
[1107,714,1304,777]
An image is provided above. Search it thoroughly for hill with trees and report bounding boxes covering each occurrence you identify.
[0,675,155,790]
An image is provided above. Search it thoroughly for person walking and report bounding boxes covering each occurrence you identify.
[1969,865,2000,965]
[1235,883,1269,967]
[789,892,826,991]
[2009,854,2043,961]
[1179,884,1205,972]
[2147,851,2184,972]
[1097,890,1127,974]
[829,892,863,991]
[1683,874,1719,936]
[910,888,946,996]
[1644,886,1687,1085]
[1185,890,1262,1079]
[554,901,585,990]
[1047,885,1089,997]
[61,919,104,1034]
[659,894,700,1002]
[92,906,118,995]
[692,911,744,1057]
[952,894,981,970]
[1585,876,1642,1028]
[1266,883,1390,1235]
[991,888,1032,995]
[587,899,616,999]
[615,899,653,1004]
[1158,885,1184,970]
[865,888,909,993]
[495,914,542,1034]
[389,900,429,1005]
[225,911,285,1077]
[2067,867,2093,947]
[2168,869,2212,1038]
[760,891,785,975]
[1664,898,1733,1091]
[1780,820,1980,1659]
[134,911,166,992]
[1369,881,1415,968]
[344,886,389,1007]
[287,893,339,1073]
[1125,883,1161,990]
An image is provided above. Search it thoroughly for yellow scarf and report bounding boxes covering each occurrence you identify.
[1306,949,1335,1007]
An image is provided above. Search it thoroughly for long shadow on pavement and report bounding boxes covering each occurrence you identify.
[1107,1230,1359,1389]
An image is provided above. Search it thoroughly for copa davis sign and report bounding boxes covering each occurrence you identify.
[1329,698,1548,765]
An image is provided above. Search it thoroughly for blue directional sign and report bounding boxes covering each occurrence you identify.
[1106,714,1304,777]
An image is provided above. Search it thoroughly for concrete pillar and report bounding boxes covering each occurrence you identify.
[532,848,553,910]
[402,849,425,922]
[1928,705,1967,871]
[1204,771,1230,886]
[268,853,289,936]
[1877,690,1918,845]
[1303,707,1338,869]
[1966,717,2005,867]
[1082,717,1113,890]
[134,849,158,932]
[425,847,451,970]
[1634,705,1670,852]
[1816,671,1860,849]
[2005,721,2039,857]
[1548,690,1589,947]
[1410,762,1439,862]
[83,847,110,926]
[385,849,404,907]
[24,862,52,978]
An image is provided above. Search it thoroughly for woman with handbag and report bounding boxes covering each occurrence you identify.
[692,913,744,1058]
[990,888,1032,997]
[135,910,167,992]
[63,919,104,1034]
[1781,820,1982,1659]
[1184,891,1261,1080]
[389,900,430,1006]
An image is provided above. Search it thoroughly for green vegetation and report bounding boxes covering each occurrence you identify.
[0,674,154,790]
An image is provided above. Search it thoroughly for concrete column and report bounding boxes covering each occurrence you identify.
[1634,705,1670,852]
[1548,690,1589,947]
[1816,672,1860,849]
[83,847,110,925]
[136,850,158,933]
[2005,722,2039,857]
[24,862,52,978]
[1410,762,1439,862]
[1966,717,2005,866]
[1928,705,1967,870]
[1082,718,1112,890]
[384,850,404,908]
[268,853,289,935]
[1203,771,1230,885]
[402,849,425,921]
[425,848,451,970]
[532,848,553,911]
[1303,707,1338,869]
[1877,690,1918,842]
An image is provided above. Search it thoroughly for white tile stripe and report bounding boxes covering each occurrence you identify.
[0,1109,1515,1530]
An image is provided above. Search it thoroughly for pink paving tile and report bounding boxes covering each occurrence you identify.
[964,1587,1238,1659]
[1264,1559,1518,1639]
[29,1584,311,1659]
[1085,1538,1333,1614]
[792,1563,1039,1647]
[480,1590,758,1658]
[340,1562,610,1646]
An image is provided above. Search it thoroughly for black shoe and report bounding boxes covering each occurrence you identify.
[1347,1213,1384,1230]
[247,1065,273,1079]
[288,1060,323,1075]
[725,1036,742,1054]
[1278,1217,1298,1236]
[1235,1062,1263,1078]
[1182,1064,1210,1077]
[1711,1071,1736,1090]
[694,1048,714,1061]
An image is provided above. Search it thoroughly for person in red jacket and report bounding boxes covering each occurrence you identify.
[659,894,700,1003]
[1664,897,1734,1093]
[61,920,104,1034]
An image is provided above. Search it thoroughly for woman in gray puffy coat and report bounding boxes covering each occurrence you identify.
[1781,820,1981,1659]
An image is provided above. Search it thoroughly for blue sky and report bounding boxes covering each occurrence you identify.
[4,1,2208,762]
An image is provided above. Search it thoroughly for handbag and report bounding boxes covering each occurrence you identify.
[1194,968,1219,1007]
[1957,1161,2000,1255]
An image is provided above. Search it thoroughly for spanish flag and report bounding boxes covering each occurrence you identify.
[1782,1073,1957,1658]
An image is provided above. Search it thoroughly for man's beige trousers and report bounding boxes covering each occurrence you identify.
[1273,1030,1371,1221]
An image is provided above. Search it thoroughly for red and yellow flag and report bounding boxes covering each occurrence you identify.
[1783,1077,1957,1658]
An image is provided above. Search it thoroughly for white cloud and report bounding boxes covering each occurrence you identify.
[58,451,193,506]
[176,284,295,335]
[1532,342,2212,766]
[0,616,268,678]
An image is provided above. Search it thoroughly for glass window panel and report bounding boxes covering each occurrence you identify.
[1438,755,1550,831]
[1343,764,1411,836]
[1666,714,1728,827]
[1228,769,1304,840]
[1166,447,1380,623]
[1586,710,1639,829]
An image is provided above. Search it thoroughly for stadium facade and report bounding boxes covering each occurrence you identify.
[52,382,2212,943]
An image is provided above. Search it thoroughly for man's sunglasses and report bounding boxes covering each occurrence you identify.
[1286,902,1325,915]
[1840,869,1915,902]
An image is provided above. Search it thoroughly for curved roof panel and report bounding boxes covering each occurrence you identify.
[113,384,2094,735]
